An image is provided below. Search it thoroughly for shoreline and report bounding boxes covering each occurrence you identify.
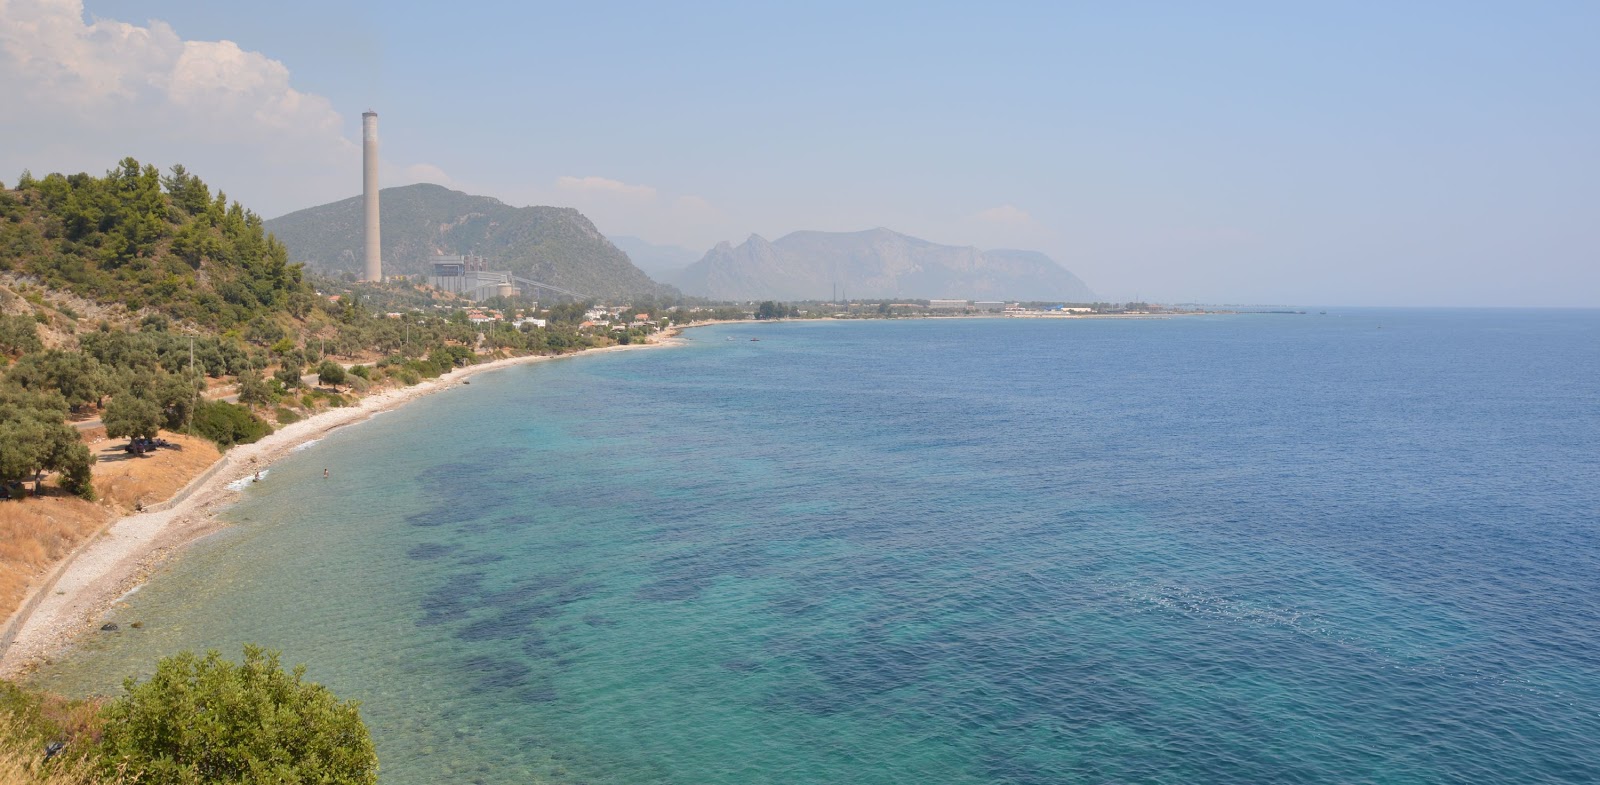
[0,325,706,678]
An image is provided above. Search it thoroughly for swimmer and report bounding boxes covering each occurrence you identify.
[324,468,329,479]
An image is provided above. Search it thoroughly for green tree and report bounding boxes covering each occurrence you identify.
[5,349,110,409]
[152,372,203,430]
[98,645,378,785]
[274,363,302,390]
[0,387,94,498]
[104,394,162,441]
[0,313,43,356]
[236,368,275,406]
[316,360,346,387]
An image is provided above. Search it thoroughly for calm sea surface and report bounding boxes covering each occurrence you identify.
[34,311,1600,784]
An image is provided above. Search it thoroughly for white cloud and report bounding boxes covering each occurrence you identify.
[973,204,1034,227]
[555,175,657,200]
[0,0,377,215]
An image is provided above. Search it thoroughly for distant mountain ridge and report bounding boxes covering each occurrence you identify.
[671,228,1095,302]
[607,235,701,280]
[265,184,674,301]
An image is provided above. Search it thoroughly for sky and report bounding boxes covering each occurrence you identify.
[1,0,1596,306]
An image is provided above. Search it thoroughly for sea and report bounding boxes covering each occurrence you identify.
[32,310,1600,784]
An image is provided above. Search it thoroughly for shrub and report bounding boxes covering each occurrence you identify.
[348,365,370,380]
[97,645,378,785]
[274,407,300,425]
[188,400,271,448]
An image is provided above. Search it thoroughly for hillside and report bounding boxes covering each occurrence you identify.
[265,184,675,301]
[1,159,314,329]
[672,228,1096,302]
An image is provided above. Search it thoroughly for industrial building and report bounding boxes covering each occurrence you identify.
[427,255,520,301]
[425,255,591,302]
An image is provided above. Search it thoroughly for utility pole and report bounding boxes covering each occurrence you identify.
[186,334,197,432]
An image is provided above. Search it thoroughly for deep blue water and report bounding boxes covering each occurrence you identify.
[37,310,1600,784]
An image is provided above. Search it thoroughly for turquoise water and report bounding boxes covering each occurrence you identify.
[34,312,1600,784]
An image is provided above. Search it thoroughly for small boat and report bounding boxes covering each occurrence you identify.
[750,338,760,342]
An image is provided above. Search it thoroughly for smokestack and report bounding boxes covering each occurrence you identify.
[362,110,381,282]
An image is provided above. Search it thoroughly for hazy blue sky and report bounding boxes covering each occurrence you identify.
[3,1,1596,305]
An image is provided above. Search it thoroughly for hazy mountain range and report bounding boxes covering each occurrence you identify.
[607,235,701,281]
[264,184,1092,304]
[265,184,674,301]
[671,228,1096,302]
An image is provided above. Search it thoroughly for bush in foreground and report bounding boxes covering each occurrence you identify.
[98,645,377,785]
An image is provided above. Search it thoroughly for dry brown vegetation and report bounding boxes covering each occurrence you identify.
[0,682,112,785]
[0,497,106,630]
[0,721,113,785]
[0,430,219,625]
[87,432,219,514]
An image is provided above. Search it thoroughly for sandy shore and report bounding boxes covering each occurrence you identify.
[0,327,705,677]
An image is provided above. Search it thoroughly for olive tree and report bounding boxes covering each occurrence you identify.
[316,360,346,387]
[103,394,162,441]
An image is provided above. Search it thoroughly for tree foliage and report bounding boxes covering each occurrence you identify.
[316,360,346,387]
[7,159,312,329]
[0,312,42,357]
[0,386,94,498]
[98,645,377,785]
[5,349,109,409]
[103,393,162,440]
[755,301,798,320]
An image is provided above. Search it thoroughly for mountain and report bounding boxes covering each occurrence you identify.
[607,235,701,280]
[673,228,1096,302]
[264,184,674,301]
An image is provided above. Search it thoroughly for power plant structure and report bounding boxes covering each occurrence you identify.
[428,255,517,301]
[360,110,584,300]
[427,254,589,302]
[362,110,381,282]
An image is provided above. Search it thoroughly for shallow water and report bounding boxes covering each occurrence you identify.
[35,311,1600,784]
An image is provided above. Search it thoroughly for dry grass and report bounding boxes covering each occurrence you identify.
[0,687,115,785]
[0,496,108,629]
[87,432,219,514]
[0,431,220,624]
[0,738,111,785]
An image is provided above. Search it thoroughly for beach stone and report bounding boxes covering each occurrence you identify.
[99,623,119,632]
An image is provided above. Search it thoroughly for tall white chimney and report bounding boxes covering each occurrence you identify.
[362,110,381,282]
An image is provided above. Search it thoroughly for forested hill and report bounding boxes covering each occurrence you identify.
[265,183,676,301]
[0,158,314,329]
